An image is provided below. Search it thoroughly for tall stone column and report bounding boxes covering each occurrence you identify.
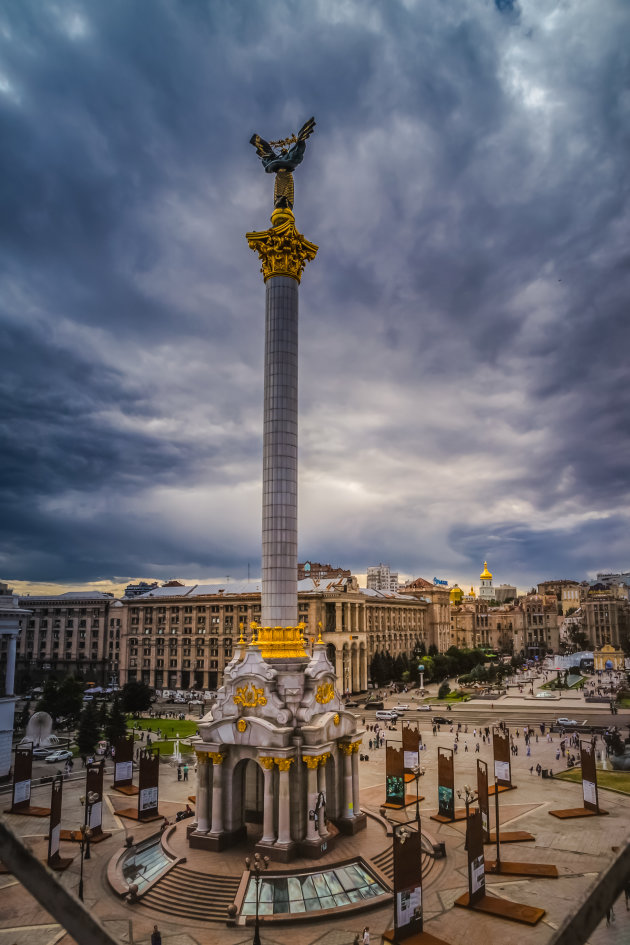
[195,753,210,833]
[247,208,317,629]
[351,744,361,816]
[340,743,355,819]
[209,753,225,835]
[5,635,17,696]
[259,757,276,844]
[303,756,320,841]
[275,758,294,845]
[317,754,330,837]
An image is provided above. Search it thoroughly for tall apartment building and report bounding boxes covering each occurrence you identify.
[581,597,630,650]
[118,577,432,695]
[14,592,117,690]
[367,563,399,593]
[494,584,518,603]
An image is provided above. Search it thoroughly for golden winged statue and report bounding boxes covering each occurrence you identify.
[249,117,316,210]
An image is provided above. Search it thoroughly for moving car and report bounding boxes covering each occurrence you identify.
[45,749,73,763]
[556,717,577,727]
[375,710,399,721]
[33,746,52,758]
[432,715,450,725]
[415,704,432,711]
[393,704,410,712]
[344,700,360,708]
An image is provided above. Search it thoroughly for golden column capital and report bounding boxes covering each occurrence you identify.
[246,208,318,284]
[208,751,226,765]
[258,756,275,770]
[302,755,320,770]
[195,751,210,765]
[274,757,295,771]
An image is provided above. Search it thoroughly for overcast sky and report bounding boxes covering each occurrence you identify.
[2,0,629,596]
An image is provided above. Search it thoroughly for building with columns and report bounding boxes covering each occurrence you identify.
[0,584,29,778]
[118,577,430,694]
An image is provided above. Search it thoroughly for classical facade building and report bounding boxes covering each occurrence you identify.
[14,592,118,690]
[118,577,431,694]
[399,577,451,652]
[0,584,29,777]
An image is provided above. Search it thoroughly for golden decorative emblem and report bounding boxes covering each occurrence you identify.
[258,756,275,770]
[236,719,247,733]
[208,752,226,765]
[233,684,267,708]
[333,713,340,726]
[274,757,295,771]
[302,755,320,770]
[195,751,210,764]
[315,682,335,705]
[246,209,318,284]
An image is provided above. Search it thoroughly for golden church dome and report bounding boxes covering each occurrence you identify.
[450,585,463,604]
[480,561,493,580]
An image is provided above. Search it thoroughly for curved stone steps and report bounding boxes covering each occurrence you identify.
[371,840,437,885]
[141,864,241,922]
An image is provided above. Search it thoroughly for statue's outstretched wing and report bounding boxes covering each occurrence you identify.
[250,133,274,159]
[297,117,316,142]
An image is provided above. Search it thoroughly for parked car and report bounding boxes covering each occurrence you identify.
[556,717,578,727]
[45,749,73,763]
[33,746,52,758]
[432,716,450,725]
[345,700,360,707]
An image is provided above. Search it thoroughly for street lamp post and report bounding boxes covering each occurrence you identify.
[78,790,99,901]
[245,851,269,945]
[418,664,425,693]
[411,764,424,823]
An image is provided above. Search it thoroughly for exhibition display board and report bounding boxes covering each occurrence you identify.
[491,727,513,793]
[549,738,608,819]
[6,744,50,817]
[112,734,138,795]
[430,749,466,824]
[47,774,73,871]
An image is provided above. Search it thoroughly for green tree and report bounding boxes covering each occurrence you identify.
[438,681,451,699]
[77,702,100,758]
[120,680,153,716]
[104,697,128,745]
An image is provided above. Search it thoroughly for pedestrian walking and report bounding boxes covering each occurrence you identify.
[362,926,370,945]
[177,764,182,781]
[183,763,189,781]
[151,924,162,945]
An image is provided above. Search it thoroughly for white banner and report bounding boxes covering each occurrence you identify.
[583,779,597,806]
[49,824,60,858]
[89,801,102,829]
[140,786,158,811]
[14,779,31,804]
[471,854,485,894]
[404,750,419,770]
[115,760,133,782]
[494,760,510,782]
[396,885,422,926]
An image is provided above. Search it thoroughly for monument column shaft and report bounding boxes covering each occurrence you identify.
[262,275,299,628]
[277,764,292,844]
[306,765,319,841]
[261,765,276,843]
[317,762,328,837]
[196,758,210,832]
[210,764,224,834]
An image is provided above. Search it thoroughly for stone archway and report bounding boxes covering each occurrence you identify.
[228,757,265,840]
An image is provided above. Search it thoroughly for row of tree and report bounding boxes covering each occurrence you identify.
[34,678,154,724]
[369,645,525,687]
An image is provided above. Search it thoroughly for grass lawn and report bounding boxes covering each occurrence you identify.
[555,766,630,795]
[436,692,471,702]
[126,717,198,738]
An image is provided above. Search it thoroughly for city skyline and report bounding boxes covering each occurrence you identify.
[2,2,629,594]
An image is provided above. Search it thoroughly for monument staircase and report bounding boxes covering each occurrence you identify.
[140,863,241,922]
[371,836,437,885]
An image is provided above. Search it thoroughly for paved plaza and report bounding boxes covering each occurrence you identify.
[1,685,629,945]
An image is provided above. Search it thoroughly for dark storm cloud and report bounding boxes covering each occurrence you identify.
[1,0,629,589]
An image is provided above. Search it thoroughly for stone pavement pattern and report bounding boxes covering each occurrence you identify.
[1,693,629,945]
